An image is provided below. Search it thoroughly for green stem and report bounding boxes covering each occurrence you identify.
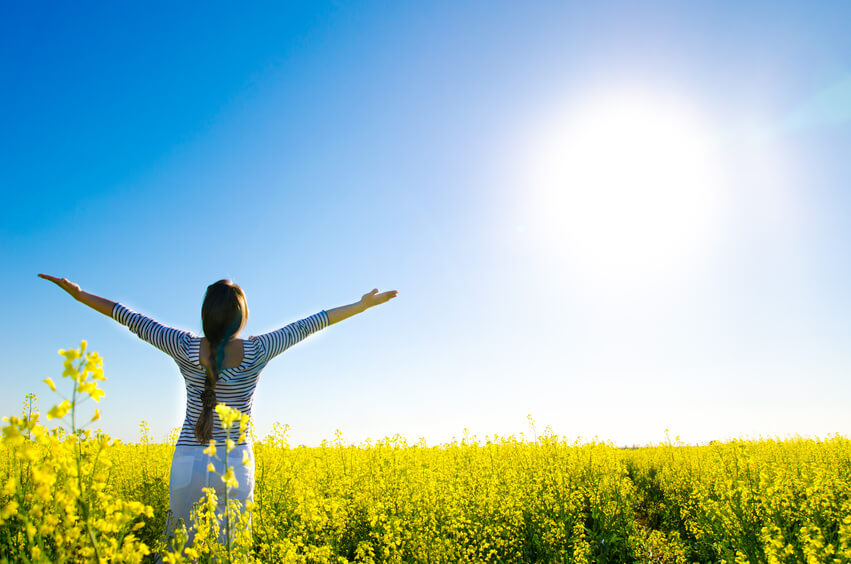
[71,356,102,564]
[225,426,232,563]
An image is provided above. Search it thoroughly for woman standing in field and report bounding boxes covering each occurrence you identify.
[38,274,398,555]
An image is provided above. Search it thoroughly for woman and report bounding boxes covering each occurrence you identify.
[38,274,398,553]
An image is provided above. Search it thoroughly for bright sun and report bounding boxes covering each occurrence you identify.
[520,89,725,290]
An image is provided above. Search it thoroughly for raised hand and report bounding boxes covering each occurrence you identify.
[38,274,116,316]
[360,288,399,310]
[38,274,82,300]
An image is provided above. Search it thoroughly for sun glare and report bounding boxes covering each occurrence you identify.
[519,89,725,291]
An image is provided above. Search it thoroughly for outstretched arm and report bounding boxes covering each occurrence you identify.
[326,288,399,325]
[38,274,116,317]
[252,288,399,363]
[39,273,191,359]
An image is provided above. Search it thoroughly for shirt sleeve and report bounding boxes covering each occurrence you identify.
[251,310,329,363]
[112,303,191,360]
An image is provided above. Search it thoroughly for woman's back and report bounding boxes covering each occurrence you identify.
[199,337,245,369]
[174,334,265,446]
[111,302,330,446]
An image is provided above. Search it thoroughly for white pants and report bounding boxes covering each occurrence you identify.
[162,442,255,552]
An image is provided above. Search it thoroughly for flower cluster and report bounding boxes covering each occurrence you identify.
[0,342,153,563]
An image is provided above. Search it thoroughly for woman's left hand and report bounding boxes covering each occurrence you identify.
[39,274,82,300]
[360,288,398,310]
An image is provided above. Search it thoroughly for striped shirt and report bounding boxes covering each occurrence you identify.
[111,302,329,446]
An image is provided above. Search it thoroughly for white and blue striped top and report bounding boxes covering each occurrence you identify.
[111,302,329,446]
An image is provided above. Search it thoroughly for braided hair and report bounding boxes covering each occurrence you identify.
[194,280,248,444]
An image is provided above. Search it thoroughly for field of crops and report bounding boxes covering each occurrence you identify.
[2,344,850,563]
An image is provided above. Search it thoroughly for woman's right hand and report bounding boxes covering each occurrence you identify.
[38,274,82,300]
[360,288,398,310]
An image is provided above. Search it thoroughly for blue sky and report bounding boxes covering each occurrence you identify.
[2,2,850,446]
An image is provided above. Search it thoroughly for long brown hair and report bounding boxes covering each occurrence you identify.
[194,279,249,444]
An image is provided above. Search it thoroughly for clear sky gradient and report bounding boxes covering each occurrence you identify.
[2,2,850,446]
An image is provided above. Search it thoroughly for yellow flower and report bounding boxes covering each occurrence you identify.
[43,378,57,392]
[90,409,101,423]
[2,425,25,447]
[207,463,215,473]
[82,385,105,403]
[215,403,241,430]
[47,400,72,420]
[204,439,216,456]
[0,501,18,520]
[221,467,238,489]
[59,347,79,360]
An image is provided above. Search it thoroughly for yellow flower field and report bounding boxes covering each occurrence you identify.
[1,344,850,563]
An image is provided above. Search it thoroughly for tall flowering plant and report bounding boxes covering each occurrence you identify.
[158,404,255,563]
[0,342,154,562]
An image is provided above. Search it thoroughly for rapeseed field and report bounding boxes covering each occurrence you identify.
[2,343,849,563]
